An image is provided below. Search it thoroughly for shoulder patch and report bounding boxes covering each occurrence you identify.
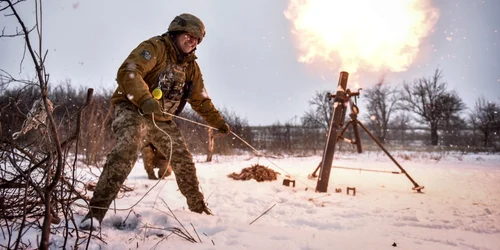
[141,50,152,61]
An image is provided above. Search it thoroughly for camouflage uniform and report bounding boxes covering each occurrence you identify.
[84,13,230,223]
[142,143,172,180]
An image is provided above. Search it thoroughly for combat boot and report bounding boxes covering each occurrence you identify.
[202,205,213,215]
[156,160,172,179]
[189,200,213,215]
[142,145,157,180]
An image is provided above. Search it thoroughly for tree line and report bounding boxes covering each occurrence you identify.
[302,69,500,151]
[2,68,499,165]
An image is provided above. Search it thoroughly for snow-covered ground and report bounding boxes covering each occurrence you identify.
[7,152,500,249]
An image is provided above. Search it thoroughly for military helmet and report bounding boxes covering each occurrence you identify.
[168,13,206,44]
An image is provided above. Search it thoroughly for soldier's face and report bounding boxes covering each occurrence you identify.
[176,33,199,53]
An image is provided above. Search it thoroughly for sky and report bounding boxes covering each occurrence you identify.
[2,152,499,249]
[1,0,499,126]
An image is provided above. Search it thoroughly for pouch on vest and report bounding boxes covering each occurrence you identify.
[174,81,193,115]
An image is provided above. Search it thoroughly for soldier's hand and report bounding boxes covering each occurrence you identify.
[140,98,159,115]
[217,123,231,135]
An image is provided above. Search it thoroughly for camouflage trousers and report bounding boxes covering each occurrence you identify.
[87,102,206,222]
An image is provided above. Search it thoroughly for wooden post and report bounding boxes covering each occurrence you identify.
[206,127,214,162]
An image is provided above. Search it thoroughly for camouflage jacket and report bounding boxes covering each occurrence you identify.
[111,34,225,128]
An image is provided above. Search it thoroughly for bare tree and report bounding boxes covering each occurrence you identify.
[469,96,500,147]
[390,112,412,145]
[363,77,400,143]
[1,1,94,249]
[1,1,63,246]
[437,92,467,146]
[400,69,465,145]
[497,98,500,136]
[301,90,332,132]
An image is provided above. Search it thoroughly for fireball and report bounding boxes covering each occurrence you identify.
[284,0,439,75]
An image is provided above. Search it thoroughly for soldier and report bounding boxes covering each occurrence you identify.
[142,143,172,180]
[81,13,230,229]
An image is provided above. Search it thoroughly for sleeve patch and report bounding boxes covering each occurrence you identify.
[141,50,152,61]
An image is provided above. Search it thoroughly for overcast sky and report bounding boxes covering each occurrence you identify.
[1,0,499,125]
